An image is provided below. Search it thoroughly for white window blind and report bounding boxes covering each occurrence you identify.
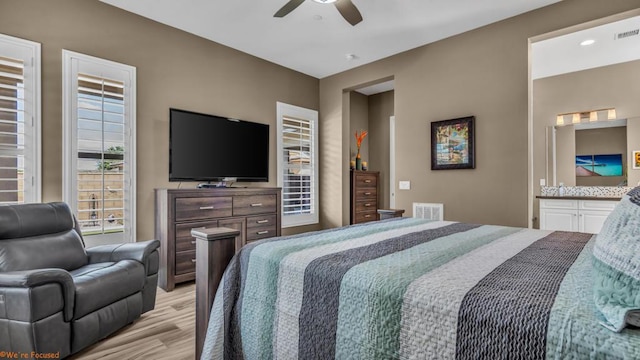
[0,34,41,204]
[277,102,318,227]
[63,51,136,245]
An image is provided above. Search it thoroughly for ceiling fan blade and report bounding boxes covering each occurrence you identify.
[274,0,306,18]
[335,0,363,26]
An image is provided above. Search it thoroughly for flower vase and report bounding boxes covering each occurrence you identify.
[355,151,362,170]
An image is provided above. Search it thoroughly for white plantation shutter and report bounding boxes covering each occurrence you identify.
[277,102,318,227]
[63,51,136,245]
[0,35,41,205]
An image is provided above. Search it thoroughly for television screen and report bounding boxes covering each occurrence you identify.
[169,108,269,182]
[575,154,623,177]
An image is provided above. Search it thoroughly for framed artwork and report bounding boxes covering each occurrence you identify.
[431,116,475,170]
[634,150,640,170]
[575,154,623,177]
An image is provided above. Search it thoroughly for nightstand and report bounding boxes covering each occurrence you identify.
[377,208,405,220]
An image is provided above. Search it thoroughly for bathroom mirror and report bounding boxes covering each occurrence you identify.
[547,119,628,187]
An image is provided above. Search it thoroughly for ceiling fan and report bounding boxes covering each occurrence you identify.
[274,0,363,26]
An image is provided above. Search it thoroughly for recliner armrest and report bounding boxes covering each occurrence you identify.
[0,269,75,321]
[87,240,160,268]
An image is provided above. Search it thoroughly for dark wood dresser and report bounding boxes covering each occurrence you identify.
[155,187,281,291]
[350,170,379,224]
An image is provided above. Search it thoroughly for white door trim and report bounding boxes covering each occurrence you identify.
[390,115,396,208]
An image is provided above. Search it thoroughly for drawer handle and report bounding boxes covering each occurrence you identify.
[364,203,372,207]
[191,259,196,263]
[199,206,214,210]
[257,231,269,235]
[191,240,196,245]
[364,192,371,196]
[364,215,371,218]
[364,180,371,183]
[257,219,269,224]
[251,203,263,207]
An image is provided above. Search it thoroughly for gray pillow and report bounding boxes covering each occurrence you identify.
[593,186,640,332]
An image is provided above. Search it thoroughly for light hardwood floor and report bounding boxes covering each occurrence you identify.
[71,283,197,360]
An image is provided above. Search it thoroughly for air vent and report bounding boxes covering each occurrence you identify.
[413,203,444,221]
[615,29,639,40]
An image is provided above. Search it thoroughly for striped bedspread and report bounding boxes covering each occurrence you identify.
[201,218,640,359]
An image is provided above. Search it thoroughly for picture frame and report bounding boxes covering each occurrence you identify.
[633,150,640,170]
[431,116,475,170]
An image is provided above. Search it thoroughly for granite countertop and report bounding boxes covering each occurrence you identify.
[536,195,622,201]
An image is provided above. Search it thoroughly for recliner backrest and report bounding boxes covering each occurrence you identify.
[0,202,88,272]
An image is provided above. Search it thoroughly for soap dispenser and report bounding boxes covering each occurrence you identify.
[558,182,565,196]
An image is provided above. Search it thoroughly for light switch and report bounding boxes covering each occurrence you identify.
[399,181,411,190]
[540,179,546,186]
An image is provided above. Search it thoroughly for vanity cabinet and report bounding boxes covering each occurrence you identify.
[539,198,618,234]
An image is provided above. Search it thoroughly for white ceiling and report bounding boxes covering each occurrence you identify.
[532,16,640,79]
[100,0,560,79]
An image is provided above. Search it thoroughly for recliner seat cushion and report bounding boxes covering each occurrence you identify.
[71,260,145,319]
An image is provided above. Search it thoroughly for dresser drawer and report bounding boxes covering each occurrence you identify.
[233,194,277,216]
[175,197,232,221]
[246,214,277,230]
[175,250,196,275]
[355,211,377,223]
[175,220,218,252]
[354,173,377,188]
[354,188,377,200]
[246,227,277,242]
[355,200,377,213]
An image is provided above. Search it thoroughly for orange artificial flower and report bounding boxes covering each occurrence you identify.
[355,130,368,149]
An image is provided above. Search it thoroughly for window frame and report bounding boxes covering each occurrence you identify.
[276,102,319,228]
[0,33,41,204]
[62,50,136,244]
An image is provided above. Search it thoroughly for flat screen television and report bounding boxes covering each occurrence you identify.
[169,108,269,182]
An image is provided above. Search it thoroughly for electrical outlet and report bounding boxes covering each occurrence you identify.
[540,179,546,186]
[399,181,411,190]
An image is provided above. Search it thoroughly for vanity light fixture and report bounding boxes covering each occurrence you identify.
[572,113,580,124]
[555,107,617,126]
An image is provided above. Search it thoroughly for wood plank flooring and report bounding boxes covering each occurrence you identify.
[71,283,197,360]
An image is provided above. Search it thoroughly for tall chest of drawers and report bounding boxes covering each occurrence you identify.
[350,170,379,224]
[155,187,281,291]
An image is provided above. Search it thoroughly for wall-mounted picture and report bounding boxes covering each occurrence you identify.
[431,116,475,170]
[634,151,640,170]
[575,154,623,177]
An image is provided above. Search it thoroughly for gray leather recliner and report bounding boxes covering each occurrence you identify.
[0,202,160,358]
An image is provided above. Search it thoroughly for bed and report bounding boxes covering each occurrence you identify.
[200,196,640,359]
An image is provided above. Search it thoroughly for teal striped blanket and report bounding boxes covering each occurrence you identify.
[201,218,640,359]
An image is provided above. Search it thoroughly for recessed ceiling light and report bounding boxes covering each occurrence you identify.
[345,54,358,61]
[580,39,595,46]
[313,0,337,3]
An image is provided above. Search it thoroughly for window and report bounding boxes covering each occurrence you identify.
[276,102,319,227]
[63,51,136,244]
[0,34,41,204]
